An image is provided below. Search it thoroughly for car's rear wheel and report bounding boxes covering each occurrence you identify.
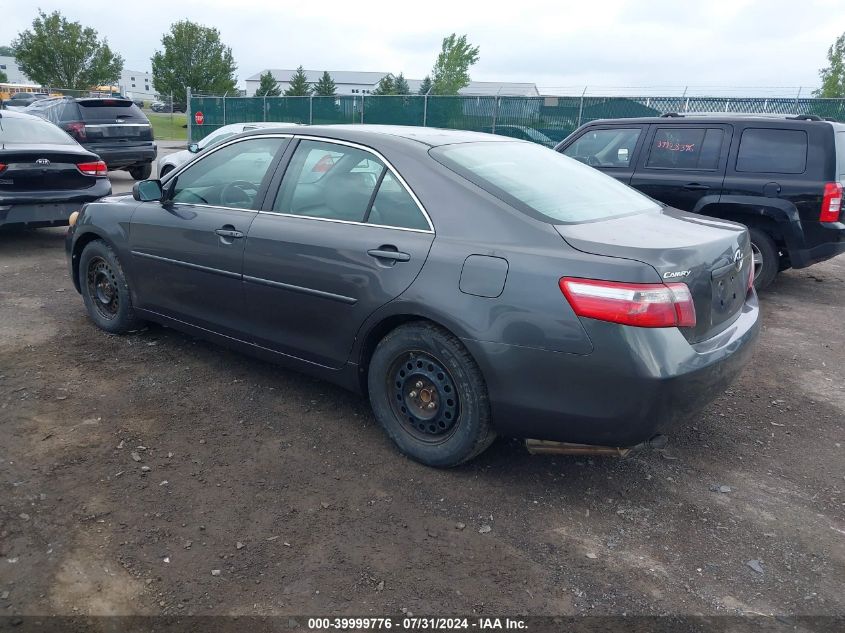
[79,240,141,334]
[367,322,495,467]
[128,163,152,180]
[748,227,779,290]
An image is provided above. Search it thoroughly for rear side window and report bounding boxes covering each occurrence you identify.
[647,128,724,170]
[562,128,641,168]
[432,141,660,224]
[78,100,148,122]
[736,128,807,174]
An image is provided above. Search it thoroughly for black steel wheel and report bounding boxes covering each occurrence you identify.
[368,322,495,467]
[79,239,141,334]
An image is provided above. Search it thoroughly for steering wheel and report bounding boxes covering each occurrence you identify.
[586,155,602,167]
[220,180,255,207]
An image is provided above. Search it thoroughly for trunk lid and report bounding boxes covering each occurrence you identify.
[0,146,98,192]
[555,208,751,343]
[77,99,153,145]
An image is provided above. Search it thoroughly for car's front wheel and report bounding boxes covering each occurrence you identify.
[79,240,141,334]
[128,163,152,180]
[367,322,495,467]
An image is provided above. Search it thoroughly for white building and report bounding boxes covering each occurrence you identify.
[0,56,36,86]
[245,69,540,97]
[119,69,156,102]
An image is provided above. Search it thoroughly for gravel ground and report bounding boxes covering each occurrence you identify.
[0,218,843,619]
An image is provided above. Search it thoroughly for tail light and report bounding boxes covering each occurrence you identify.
[820,182,842,222]
[0,163,5,173]
[64,121,86,142]
[77,160,108,177]
[560,278,696,328]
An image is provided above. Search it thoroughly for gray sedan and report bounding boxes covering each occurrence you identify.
[65,125,759,467]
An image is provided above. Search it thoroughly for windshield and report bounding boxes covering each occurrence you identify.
[0,116,77,145]
[431,141,660,223]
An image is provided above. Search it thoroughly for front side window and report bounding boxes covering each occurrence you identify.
[646,127,724,170]
[563,127,641,168]
[433,141,660,224]
[171,137,284,209]
[272,140,428,230]
[736,128,808,174]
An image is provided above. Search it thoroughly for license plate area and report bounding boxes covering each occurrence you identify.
[710,266,745,322]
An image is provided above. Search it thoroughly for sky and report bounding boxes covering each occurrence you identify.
[2,0,844,95]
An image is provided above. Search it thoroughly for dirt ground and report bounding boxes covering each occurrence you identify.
[1,224,843,620]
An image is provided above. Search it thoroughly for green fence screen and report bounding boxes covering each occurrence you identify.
[187,94,845,145]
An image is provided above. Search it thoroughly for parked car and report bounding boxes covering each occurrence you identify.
[2,92,49,111]
[157,122,291,177]
[66,126,759,467]
[151,100,186,113]
[26,96,157,180]
[0,110,111,229]
[556,114,845,289]
[482,125,555,147]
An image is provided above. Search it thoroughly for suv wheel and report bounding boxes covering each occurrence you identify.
[748,227,779,290]
[367,322,495,467]
[128,163,152,180]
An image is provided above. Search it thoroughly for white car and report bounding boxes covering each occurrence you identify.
[157,122,298,177]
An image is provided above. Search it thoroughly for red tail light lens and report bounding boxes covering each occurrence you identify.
[560,278,697,328]
[0,163,6,173]
[77,160,108,177]
[820,182,842,222]
[64,121,86,141]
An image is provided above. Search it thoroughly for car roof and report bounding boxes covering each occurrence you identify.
[583,114,843,128]
[0,109,43,120]
[236,124,519,148]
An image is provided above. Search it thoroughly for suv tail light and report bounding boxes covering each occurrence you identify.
[77,160,108,177]
[560,278,696,328]
[0,163,6,173]
[64,121,86,142]
[820,182,842,222]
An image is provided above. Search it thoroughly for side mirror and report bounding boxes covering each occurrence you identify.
[187,143,200,154]
[132,179,163,202]
[617,148,630,163]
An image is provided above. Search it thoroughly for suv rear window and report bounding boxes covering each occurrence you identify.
[431,141,660,224]
[647,128,724,170]
[77,100,147,122]
[736,128,807,174]
[836,131,845,181]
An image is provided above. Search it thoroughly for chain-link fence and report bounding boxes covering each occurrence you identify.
[186,91,845,146]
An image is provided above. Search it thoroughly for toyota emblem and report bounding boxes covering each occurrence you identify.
[36,158,51,166]
[733,249,744,271]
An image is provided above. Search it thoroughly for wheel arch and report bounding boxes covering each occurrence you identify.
[71,230,118,293]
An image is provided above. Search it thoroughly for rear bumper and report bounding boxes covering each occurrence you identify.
[85,143,157,170]
[0,183,110,227]
[788,222,845,268]
[463,293,760,447]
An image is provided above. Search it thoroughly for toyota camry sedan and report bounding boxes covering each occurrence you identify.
[65,125,760,467]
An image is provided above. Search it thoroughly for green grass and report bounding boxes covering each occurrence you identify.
[147,111,188,141]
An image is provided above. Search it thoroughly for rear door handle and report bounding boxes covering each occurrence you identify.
[215,228,245,238]
[683,183,710,191]
[367,248,410,262]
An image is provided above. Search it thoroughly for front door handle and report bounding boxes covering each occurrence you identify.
[368,248,410,262]
[215,228,245,239]
[683,183,710,191]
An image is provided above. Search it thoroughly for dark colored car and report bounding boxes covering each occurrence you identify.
[0,110,111,229]
[66,125,759,467]
[556,114,845,289]
[26,96,157,180]
[1,92,50,111]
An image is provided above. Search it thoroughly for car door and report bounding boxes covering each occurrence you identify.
[558,125,647,184]
[129,135,289,337]
[242,138,435,369]
[629,124,731,212]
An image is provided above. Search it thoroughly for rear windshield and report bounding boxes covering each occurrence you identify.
[0,115,77,145]
[431,141,660,223]
[837,131,845,182]
[77,100,148,122]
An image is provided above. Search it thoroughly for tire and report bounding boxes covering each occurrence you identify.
[748,227,779,291]
[159,164,174,179]
[367,321,495,467]
[79,240,142,334]
[128,163,152,180]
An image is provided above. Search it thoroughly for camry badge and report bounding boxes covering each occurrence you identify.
[663,270,691,279]
[35,158,51,165]
[733,249,744,271]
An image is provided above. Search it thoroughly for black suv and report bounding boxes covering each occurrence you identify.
[25,96,157,180]
[556,114,845,289]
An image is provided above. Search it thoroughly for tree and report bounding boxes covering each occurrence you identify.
[815,32,845,98]
[431,33,479,95]
[284,66,311,96]
[13,10,122,90]
[255,71,281,97]
[313,71,337,97]
[372,73,396,95]
[0,69,7,83]
[151,20,237,101]
[417,75,433,95]
[0,45,15,56]
[394,73,410,95]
